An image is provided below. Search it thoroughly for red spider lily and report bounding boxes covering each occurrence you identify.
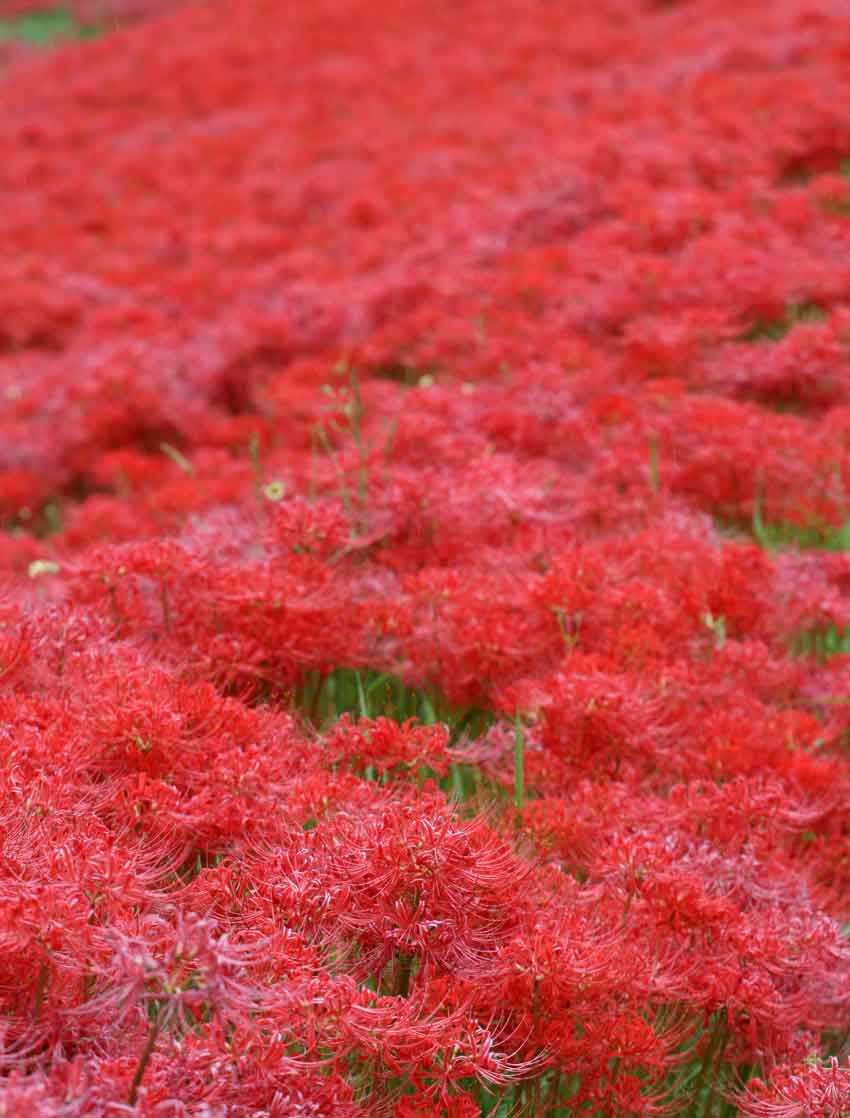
[342,990,543,1104]
[323,714,451,780]
[738,1057,850,1118]
[287,791,531,985]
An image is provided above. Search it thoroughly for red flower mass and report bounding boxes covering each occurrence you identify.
[2,0,850,1113]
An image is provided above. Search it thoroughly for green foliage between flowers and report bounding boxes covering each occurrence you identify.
[296,667,493,799]
[739,301,825,343]
[297,666,491,738]
[0,8,100,45]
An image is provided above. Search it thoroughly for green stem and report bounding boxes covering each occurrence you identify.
[694,1014,729,1118]
[33,963,49,1020]
[128,1012,162,1107]
[514,712,525,823]
[395,952,413,998]
[648,435,660,494]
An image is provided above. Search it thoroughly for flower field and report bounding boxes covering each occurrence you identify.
[3,0,850,1114]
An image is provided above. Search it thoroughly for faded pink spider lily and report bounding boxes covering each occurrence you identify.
[76,912,268,1106]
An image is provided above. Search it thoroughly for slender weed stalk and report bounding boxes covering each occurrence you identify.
[514,712,525,825]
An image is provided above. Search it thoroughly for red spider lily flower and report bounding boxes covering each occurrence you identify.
[323,714,451,780]
[738,1057,850,1118]
[286,791,531,985]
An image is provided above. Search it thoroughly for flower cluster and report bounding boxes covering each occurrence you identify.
[2,0,850,1114]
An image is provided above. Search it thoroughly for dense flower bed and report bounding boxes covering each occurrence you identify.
[2,1,850,1114]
